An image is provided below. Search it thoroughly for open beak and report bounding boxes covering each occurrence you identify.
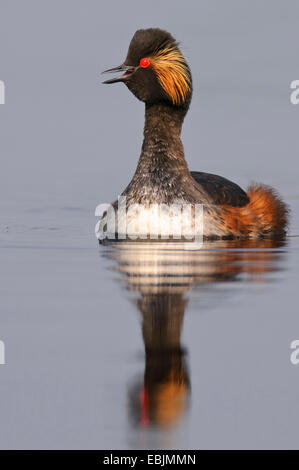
[102,64,136,84]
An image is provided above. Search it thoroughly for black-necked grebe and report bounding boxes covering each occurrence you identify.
[101,28,288,239]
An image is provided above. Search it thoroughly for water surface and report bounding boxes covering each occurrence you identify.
[1,200,299,449]
[1,0,299,450]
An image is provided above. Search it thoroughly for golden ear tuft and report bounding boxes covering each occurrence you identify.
[149,45,191,105]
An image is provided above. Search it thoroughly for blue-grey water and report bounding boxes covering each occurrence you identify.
[1,0,299,450]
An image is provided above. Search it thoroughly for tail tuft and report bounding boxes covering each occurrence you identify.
[246,184,289,237]
[218,184,289,238]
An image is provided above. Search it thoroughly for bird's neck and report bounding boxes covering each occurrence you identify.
[135,103,189,175]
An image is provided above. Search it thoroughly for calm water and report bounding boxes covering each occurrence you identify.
[0,197,299,450]
[1,0,299,450]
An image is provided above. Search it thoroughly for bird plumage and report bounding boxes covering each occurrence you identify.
[101,28,289,240]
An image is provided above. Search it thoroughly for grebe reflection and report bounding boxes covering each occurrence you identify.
[101,239,285,429]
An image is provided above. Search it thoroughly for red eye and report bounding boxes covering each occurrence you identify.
[140,57,150,68]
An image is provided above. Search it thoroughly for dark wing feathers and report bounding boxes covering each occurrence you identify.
[191,171,249,207]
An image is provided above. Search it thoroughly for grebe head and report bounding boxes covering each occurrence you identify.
[102,28,192,109]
